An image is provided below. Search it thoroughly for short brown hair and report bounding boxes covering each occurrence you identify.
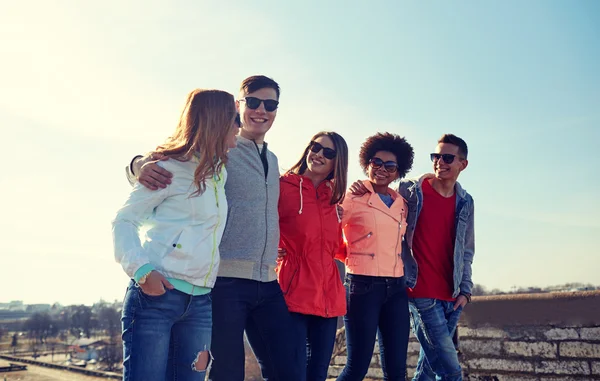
[240,75,280,99]
[438,134,468,159]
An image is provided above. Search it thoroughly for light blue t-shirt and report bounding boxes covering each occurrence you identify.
[378,193,394,208]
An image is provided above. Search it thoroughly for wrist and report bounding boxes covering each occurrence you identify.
[459,292,472,303]
[129,155,144,177]
[134,264,155,284]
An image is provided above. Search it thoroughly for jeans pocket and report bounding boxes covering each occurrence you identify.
[411,297,436,311]
[349,279,372,296]
[138,286,170,301]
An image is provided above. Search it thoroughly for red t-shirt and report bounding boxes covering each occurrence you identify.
[407,179,456,301]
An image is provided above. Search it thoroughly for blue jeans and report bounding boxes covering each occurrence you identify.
[290,312,338,381]
[207,277,303,381]
[121,281,212,381]
[337,274,410,381]
[409,298,463,381]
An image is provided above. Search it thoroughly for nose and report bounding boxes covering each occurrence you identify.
[254,102,267,114]
[375,166,387,175]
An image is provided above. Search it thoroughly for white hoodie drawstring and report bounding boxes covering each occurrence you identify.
[298,177,304,215]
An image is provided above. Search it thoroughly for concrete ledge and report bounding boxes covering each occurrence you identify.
[462,291,600,327]
[0,354,121,379]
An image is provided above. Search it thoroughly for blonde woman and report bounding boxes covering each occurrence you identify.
[112,89,239,381]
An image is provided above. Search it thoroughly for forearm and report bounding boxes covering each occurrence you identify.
[112,182,169,277]
[112,219,150,278]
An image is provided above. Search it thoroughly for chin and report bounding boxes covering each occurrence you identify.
[247,124,271,134]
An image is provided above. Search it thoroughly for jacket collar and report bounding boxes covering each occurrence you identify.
[361,180,405,222]
[237,135,268,149]
[417,173,467,199]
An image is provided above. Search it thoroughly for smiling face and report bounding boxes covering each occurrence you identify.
[433,142,468,182]
[237,87,278,142]
[368,150,399,188]
[305,135,336,179]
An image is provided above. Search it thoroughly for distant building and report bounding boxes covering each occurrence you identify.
[0,301,25,311]
[69,338,107,361]
[26,304,51,313]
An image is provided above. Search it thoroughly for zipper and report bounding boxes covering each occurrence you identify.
[349,252,375,258]
[260,178,268,280]
[392,220,402,275]
[283,268,298,295]
[316,191,329,317]
[253,142,269,281]
[203,176,220,286]
[350,232,372,245]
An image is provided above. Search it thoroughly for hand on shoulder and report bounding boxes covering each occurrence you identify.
[137,153,174,190]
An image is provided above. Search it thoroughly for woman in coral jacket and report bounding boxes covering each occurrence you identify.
[336,133,415,381]
[276,131,349,381]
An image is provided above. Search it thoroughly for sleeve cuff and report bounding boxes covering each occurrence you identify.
[133,264,155,282]
[459,291,472,303]
[129,155,143,177]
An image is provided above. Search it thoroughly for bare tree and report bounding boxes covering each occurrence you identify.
[97,306,122,371]
[24,312,55,344]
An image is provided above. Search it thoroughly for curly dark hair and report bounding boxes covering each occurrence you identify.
[359,132,414,179]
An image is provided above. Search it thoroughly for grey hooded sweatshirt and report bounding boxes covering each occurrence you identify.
[218,135,280,282]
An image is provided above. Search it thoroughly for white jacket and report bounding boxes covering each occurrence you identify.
[112,157,227,288]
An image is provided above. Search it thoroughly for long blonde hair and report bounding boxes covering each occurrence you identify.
[154,89,237,195]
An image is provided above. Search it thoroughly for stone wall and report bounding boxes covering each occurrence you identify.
[329,291,600,380]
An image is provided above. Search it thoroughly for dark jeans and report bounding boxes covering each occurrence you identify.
[337,274,410,381]
[207,277,303,381]
[121,281,212,381]
[409,298,463,381]
[290,312,338,381]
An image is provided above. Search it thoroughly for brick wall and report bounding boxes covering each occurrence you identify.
[329,291,600,380]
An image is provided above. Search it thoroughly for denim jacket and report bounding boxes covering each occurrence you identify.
[397,174,475,298]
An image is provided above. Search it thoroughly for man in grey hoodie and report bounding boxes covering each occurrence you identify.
[128,76,301,381]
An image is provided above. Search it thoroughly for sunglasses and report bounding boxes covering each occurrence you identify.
[309,141,337,160]
[430,153,462,164]
[240,97,279,112]
[369,157,398,173]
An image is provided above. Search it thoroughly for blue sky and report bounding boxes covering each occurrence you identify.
[1,1,598,305]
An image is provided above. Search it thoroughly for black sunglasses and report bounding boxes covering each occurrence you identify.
[240,97,279,112]
[369,157,398,173]
[430,153,462,164]
[309,141,337,160]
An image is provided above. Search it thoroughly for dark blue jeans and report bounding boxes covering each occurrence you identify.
[409,298,463,381]
[207,277,303,381]
[337,274,410,381]
[290,312,338,381]
[121,281,212,381]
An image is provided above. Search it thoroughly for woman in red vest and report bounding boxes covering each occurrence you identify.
[275,131,348,381]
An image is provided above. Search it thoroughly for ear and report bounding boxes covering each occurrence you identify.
[460,159,469,171]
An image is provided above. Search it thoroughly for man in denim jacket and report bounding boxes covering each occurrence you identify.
[398,133,474,381]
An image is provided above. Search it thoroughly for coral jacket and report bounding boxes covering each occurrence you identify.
[337,180,408,278]
[275,173,346,318]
